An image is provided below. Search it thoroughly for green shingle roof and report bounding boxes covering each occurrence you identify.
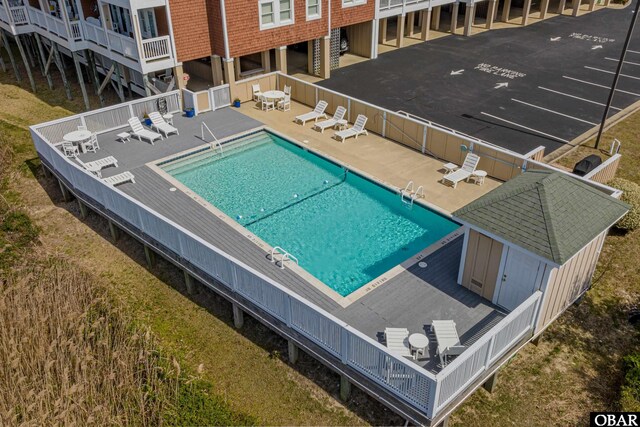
[453,170,629,265]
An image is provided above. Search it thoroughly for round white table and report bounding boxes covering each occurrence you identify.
[409,333,429,359]
[471,170,487,185]
[262,90,285,100]
[335,119,348,130]
[63,130,92,153]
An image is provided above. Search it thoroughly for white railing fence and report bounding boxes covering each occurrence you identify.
[82,20,108,47]
[9,5,27,24]
[32,89,552,421]
[434,291,542,412]
[210,84,231,110]
[182,89,198,114]
[69,20,82,41]
[141,35,171,61]
[36,91,181,141]
[107,30,138,59]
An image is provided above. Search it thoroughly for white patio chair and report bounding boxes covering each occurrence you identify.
[441,153,481,188]
[77,125,87,131]
[103,171,135,186]
[61,141,79,158]
[313,106,347,133]
[261,95,275,111]
[295,100,328,125]
[149,112,179,137]
[252,84,263,102]
[81,133,99,153]
[277,94,291,111]
[384,327,412,359]
[334,114,368,143]
[284,85,291,95]
[128,117,163,145]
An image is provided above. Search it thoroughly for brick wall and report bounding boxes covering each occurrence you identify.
[331,0,374,29]
[208,0,226,57]
[225,0,329,58]
[79,0,98,18]
[168,0,214,62]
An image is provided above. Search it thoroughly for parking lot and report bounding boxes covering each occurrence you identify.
[321,2,640,155]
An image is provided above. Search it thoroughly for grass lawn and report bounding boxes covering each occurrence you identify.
[1,57,638,425]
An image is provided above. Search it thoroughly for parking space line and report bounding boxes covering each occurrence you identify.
[480,112,572,144]
[562,75,640,97]
[584,65,640,81]
[511,98,598,125]
[627,49,640,55]
[538,86,622,111]
[604,57,640,67]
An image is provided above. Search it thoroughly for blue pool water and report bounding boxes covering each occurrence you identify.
[162,131,459,296]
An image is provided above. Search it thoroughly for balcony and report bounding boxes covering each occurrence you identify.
[141,35,171,61]
[8,5,28,25]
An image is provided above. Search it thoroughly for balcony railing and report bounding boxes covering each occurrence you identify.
[27,6,68,39]
[107,29,138,59]
[82,20,108,47]
[141,35,171,61]
[8,5,28,24]
[0,6,9,23]
[379,0,430,12]
[69,20,82,41]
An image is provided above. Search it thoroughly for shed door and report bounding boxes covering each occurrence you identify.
[462,231,502,301]
[496,247,544,311]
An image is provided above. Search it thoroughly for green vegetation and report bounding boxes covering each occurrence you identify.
[620,353,640,411]
[610,178,640,231]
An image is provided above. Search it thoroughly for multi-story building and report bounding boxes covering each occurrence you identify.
[0,0,611,108]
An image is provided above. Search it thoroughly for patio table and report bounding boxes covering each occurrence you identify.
[262,90,285,101]
[63,130,92,153]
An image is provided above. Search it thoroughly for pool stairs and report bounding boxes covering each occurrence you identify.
[200,122,224,157]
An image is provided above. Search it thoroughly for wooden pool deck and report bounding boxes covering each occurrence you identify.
[75,105,505,372]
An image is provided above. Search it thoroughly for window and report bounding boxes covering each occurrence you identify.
[342,0,366,7]
[259,0,294,29]
[306,0,320,20]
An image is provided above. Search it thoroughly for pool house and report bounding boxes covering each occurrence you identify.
[30,72,628,426]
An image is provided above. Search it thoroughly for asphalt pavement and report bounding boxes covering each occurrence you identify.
[321,3,640,154]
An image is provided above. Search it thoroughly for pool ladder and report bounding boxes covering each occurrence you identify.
[269,246,299,270]
[201,122,224,157]
[401,181,424,207]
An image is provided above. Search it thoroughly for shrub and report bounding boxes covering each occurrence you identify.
[620,353,640,411]
[609,178,640,231]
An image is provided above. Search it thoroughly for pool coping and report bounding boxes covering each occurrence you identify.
[147,126,463,308]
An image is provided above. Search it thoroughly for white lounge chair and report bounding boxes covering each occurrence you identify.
[441,153,481,188]
[384,327,412,358]
[149,112,179,137]
[76,155,118,178]
[103,171,135,186]
[313,106,347,133]
[334,114,368,143]
[295,101,328,125]
[252,84,262,102]
[128,117,163,145]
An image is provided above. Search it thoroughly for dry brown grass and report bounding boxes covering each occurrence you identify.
[0,259,179,426]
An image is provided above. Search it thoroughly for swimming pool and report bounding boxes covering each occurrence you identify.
[161,130,459,297]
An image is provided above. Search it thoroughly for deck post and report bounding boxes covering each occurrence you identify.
[2,30,22,82]
[15,35,36,92]
[184,270,195,295]
[52,43,72,100]
[540,0,549,18]
[339,374,351,401]
[287,340,299,364]
[483,371,499,393]
[379,18,387,44]
[72,52,90,111]
[232,303,244,329]
[114,62,125,102]
[432,6,441,31]
[463,3,475,36]
[531,331,544,346]
[86,50,104,107]
[275,46,287,74]
[557,0,567,14]
[78,200,88,219]
[571,0,579,16]
[143,244,155,269]
[421,9,431,40]
[486,0,497,29]
[319,36,330,79]
[450,3,459,34]
[34,34,53,89]
[521,0,532,25]
[501,0,511,22]
[211,55,224,85]
[108,219,119,242]
[395,14,405,47]
[406,12,415,37]
[58,179,72,202]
